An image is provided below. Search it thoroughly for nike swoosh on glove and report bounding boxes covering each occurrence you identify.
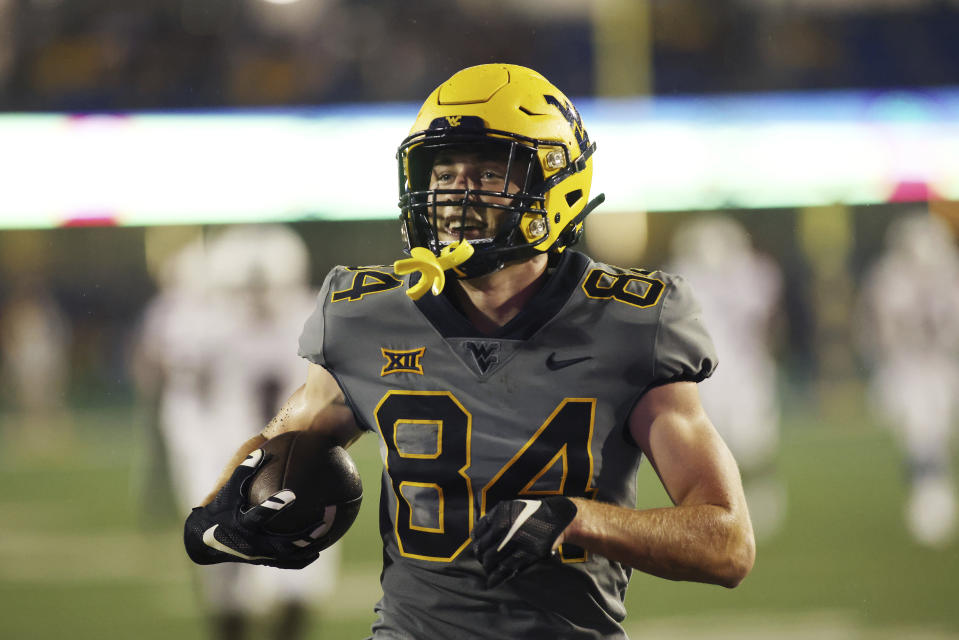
[471,496,578,588]
[183,449,324,570]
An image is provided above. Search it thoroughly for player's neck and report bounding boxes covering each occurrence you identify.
[452,254,549,336]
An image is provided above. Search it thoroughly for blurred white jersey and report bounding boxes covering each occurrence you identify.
[857,213,959,547]
[138,285,223,507]
[136,227,340,613]
[669,217,783,470]
[857,214,959,463]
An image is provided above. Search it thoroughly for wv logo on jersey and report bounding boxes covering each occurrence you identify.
[465,341,500,374]
[381,347,426,376]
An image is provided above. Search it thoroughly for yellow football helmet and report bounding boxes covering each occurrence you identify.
[397,63,604,279]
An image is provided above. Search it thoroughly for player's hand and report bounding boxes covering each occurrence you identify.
[471,496,578,588]
[183,449,324,570]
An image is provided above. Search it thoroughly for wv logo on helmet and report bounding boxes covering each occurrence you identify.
[543,95,588,153]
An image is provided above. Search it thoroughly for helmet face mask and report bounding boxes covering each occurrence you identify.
[400,135,549,277]
[397,64,601,280]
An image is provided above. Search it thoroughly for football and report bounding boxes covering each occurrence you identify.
[247,430,363,549]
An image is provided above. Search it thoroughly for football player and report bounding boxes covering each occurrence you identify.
[856,212,959,548]
[184,64,755,639]
[136,225,340,640]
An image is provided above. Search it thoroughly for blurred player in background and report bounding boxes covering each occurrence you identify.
[184,64,755,639]
[0,277,73,453]
[669,216,786,541]
[135,224,339,640]
[856,212,959,548]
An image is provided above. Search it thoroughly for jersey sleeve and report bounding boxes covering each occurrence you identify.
[651,274,717,387]
[297,268,338,366]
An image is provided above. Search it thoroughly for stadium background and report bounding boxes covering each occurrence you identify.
[1,1,958,638]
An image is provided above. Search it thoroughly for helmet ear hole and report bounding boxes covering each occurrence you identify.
[565,189,583,207]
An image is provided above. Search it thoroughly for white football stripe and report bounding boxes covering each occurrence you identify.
[497,500,542,552]
[261,490,296,510]
[292,505,337,547]
[202,525,270,561]
[241,449,263,468]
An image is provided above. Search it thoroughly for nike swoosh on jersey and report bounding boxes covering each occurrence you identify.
[546,352,593,371]
[497,499,542,552]
[203,525,271,561]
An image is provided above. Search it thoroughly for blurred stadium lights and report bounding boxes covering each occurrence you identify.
[455,0,589,20]
[245,0,335,37]
[743,0,946,12]
[0,86,958,229]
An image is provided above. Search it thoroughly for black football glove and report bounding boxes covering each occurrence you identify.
[183,449,326,570]
[471,496,578,589]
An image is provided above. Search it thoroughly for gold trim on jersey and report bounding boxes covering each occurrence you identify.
[399,481,445,533]
[393,419,442,459]
[374,390,474,563]
[581,267,665,309]
[520,444,569,495]
[479,397,599,564]
[374,391,602,564]
[331,268,402,303]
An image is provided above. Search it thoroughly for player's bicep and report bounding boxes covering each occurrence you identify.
[629,381,745,511]
[262,363,361,447]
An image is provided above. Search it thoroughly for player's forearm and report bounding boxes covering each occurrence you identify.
[200,434,267,506]
[262,366,362,446]
[564,498,755,588]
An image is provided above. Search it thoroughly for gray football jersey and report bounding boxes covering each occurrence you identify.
[298,250,716,640]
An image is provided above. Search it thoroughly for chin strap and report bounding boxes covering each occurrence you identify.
[556,193,605,248]
[394,241,475,300]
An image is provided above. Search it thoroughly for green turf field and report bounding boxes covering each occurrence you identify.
[2,404,957,639]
